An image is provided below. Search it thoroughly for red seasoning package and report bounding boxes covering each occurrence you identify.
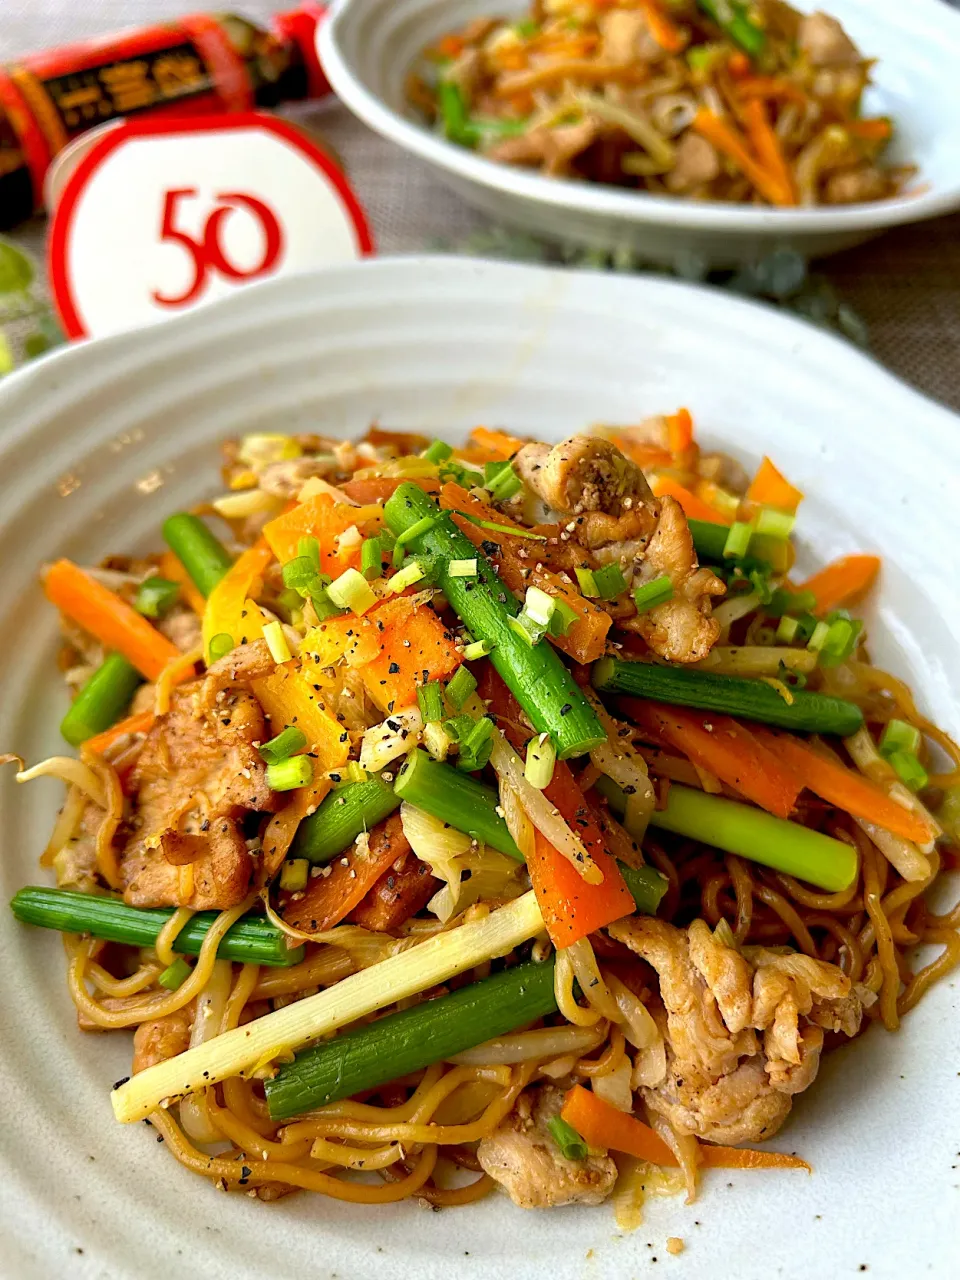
[0,4,329,229]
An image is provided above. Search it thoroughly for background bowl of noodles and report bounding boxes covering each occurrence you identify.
[0,256,957,1278]
[318,0,960,265]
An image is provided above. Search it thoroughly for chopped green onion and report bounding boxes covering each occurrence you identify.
[161,513,234,598]
[262,620,292,664]
[879,719,922,758]
[282,556,319,594]
[447,665,478,709]
[885,750,929,793]
[723,521,753,559]
[695,0,766,57]
[513,17,540,37]
[10,887,303,966]
[507,615,539,647]
[463,638,495,661]
[392,515,438,567]
[437,78,473,145]
[361,537,383,581]
[457,716,494,772]
[440,462,485,489]
[548,597,579,638]
[593,562,627,600]
[423,720,454,761]
[395,749,522,859]
[422,440,453,463]
[291,776,400,864]
[818,616,862,666]
[331,762,368,788]
[298,537,320,570]
[208,633,234,663]
[574,567,599,598]
[443,713,476,744]
[327,567,377,615]
[456,512,547,541]
[417,680,444,724]
[259,726,307,766]
[276,588,305,624]
[524,733,556,789]
[484,460,523,501]
[134,576,180,620]
[547,1115,588,1161]
[267,755,314,792]
[766,588,817,618]
[307,585,346,621]
[60,652,143,747]
[523,587,556,627]
[755,507,796,539]
[157,957,192,991]
[279,859,310,892]
[776,615,800,644]
[807,620,832,653]
[388,559,426,593]
[633,575,673,613]
[448,558,478,578]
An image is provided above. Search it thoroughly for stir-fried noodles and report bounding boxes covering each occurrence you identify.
[410,1,914,207]
[9,412,958,1215]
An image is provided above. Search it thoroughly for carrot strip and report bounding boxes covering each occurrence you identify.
[482,671,634,946]
[692,109,794,207]
[742,99,797,206]
[159,550,206,616]
[84,710,155,757]
[350,852,438,933]
[45,560,180,683]
[361,605,461,712]
[562,1085,678,1164]
[848,118,892,142]
[639,0,688,54]
[625,700,803,819]
[727,50,751,78]
[748,727,935,846]
[735,77,808,106]
[651,475,734,525]
[562,1085,809,1171]
[610,436,673,471]
[340,476,439,504]
[797,554,880,614]
[666,407,694,455]
[745,456,803,513]
[201,541,273,658]
[262,494,383,572]
[469,426,525,459]
[440,483,610,664]
[283,812,410,932]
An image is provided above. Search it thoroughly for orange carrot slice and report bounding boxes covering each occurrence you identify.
[797,554,880,614]
[651,476,735,525]
[746,456,804,513]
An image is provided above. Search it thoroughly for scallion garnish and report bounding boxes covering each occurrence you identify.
[456,511,547,541]
[884,750,929,792]
[259,725,307,766]
[157,957,192,991]
[267,755,314,792]
[307,584,346,621]
[754,507,796,539]
[282,555,319,594]
[389,559,426,593]
[279,858,310,892]
[298,537,321,570]
[361,537,383,581]
[207,632,234,663]
[422,439,453,463]
[633,575,673,613]
[507,615,538,647]
[262,619,292,665]
[327,567,377,615]
[457,716,494,772]
[766,587,817,618]
[548,597,579,638]
[574,567,598,597]
[448,558,478,578]
[463,638,495,661]
[723,521,753,559]
[392,515,439,567]
[776,615,800,644]
[133,576,179,620]
[483,460,523,501]
[524,732,556,790]
[523,586,556,627]
[879,719,922,758]
[806,619,832,653]
[417,680,444,724]
[592,562,627,600]
[818,615,862,666]
[547,1115,588,1162]
[447,665,478,709]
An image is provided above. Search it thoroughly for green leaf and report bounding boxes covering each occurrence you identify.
[0,240,35,294]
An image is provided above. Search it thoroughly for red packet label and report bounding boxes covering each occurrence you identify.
[49,112,373,339]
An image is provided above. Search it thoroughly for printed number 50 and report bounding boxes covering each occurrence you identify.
[152,188,284,308]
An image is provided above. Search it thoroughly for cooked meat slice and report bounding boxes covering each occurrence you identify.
[257,456,337,499]
[200,638,275,709]
[599,8,662,63]
[664,132,720,194]
[478,1085,617,1209]
[624,496,725,662]
[486,119,600,177]
[157,604,202,654]
[823,166,891,205]
[132,1005,193,1073]
[120,682,276,909]
[798,11,860,66]
[515,436,657,520]
[53,799,102,892]
[610,918,861,1145]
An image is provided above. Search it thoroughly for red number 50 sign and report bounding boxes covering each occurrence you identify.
[153,189,284,308]
[50,114,374,340]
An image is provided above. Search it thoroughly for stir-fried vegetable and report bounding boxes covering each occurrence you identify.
[797,554,881,615]
[60,653,143,748]
[10,887,303,966]
[395,749,523,860]
[592,656,864,736]
[161,513,234,598]
[384,484,605,758]
[291,775,400,864]
[111,890,546,1121]
[265,959,557,1120]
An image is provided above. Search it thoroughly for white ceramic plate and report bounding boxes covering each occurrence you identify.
[0,257,958,1280]
[320,0,960,264]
